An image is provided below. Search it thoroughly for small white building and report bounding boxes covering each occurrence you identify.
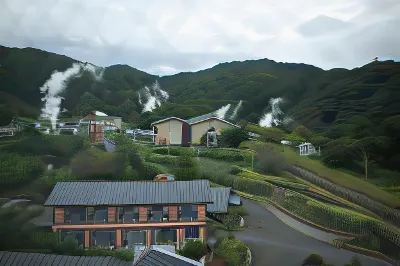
[298,142,318,156]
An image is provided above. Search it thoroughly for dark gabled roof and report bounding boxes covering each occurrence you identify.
[134,247,202,266]
[44,180,213,206]
[186,113,216,125]
[0,252,132,266]
[207,187,231,213]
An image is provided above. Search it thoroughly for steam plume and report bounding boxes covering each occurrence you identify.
[40,62,104,129]
[215,104,231,119]
[139,80,169,113]
[259,97,284,127]
[229,100,243,120]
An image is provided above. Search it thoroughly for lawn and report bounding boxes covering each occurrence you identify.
[240,141,400,208]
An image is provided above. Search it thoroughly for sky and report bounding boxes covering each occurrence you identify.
[1,0,400,76]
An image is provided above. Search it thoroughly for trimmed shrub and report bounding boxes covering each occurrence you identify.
[146,154,177,165]
[302,253,324,266]
[175,156,199,180]
[178,239,206,261]
[219,128,249,148]
[214,237,248,266]
[53,236,83,255]
[142,162,169,180]
[113,249,135,261]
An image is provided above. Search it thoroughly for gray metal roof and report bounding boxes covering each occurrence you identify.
[0,252,132,266]
[134,247,202,266]
[207,187,231,213]
[186,113,216,125]
[44,180,213,206]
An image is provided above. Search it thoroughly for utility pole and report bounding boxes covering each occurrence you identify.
[251,154,254,171]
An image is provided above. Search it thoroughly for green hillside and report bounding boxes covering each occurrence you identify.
[1,45,400,174]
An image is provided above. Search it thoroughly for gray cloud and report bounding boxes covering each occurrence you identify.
[296,15,355,37]
[1,0,399,75]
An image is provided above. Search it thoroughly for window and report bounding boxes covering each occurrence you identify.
[154,229,177,245]
[180,205,198,221]
[64,208,86,224]
[150,206,163,222]
[162,207,169,222]
[61,230,84,247]
[123,230,146,248]
[118,207,139,223]
[88,207,107,223]
[185,227,199,239]
[91,230,116,248]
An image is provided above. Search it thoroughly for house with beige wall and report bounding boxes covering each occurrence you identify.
[151,113,239,146]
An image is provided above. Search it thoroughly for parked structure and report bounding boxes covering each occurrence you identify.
[44,180,212,250]
[80,111,122,144]
[298,142,319,156]
[151,113,239,146]
[207,187,241,214]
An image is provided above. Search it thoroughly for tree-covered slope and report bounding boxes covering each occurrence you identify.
[0,45,399,134]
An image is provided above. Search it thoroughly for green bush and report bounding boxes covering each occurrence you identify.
[255,146,287,176]
[214,237,248,266]
[152,146,196,156]
[35,167,75,194]
[175,156,199,180]
[302,253,324,266]
[146,154,177,165]
[219,128,249,148]
[179,239,206,261]
[70,148,126,180]
[53,236,83,255]
[228,206,248,217]
[0,152,44,189]
[142,162,169,180]
[198,148,253,162]
[113,249,135,261]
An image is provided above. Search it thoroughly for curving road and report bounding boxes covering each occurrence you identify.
[218,198,392,266]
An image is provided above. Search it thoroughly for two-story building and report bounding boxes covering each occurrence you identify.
[44,180,213,250]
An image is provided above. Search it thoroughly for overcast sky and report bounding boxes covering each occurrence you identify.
[1,0,400,76]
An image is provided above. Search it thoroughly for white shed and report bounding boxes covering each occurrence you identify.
[298,142,318,156]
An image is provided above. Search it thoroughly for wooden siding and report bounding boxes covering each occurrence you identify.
[169,206,178,221]
[84,230,90,248]
[198,205,206,221]
[108,207,116,223]
[139,207,148,222]
[146,230,151,247]
[116,229,122,247]
[54,208,64,224]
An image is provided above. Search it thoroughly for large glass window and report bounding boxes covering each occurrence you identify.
[64,208,86,224]
[185,226,199,239]
[123,230,146,249]
[60,230,84,247]
[118,207,139,223]
[91,230,115,248]
[87,207,108,223]
[149,206,162,222]
[180,205,198,221]
[154,229,177,245]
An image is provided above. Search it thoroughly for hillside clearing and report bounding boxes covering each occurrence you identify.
[240,141,400,208]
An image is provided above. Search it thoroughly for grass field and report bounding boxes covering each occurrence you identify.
[240,141,400,208]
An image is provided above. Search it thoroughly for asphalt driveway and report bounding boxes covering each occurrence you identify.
[233,198,391,266]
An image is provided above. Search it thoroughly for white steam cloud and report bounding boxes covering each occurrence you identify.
[139,80,169,113]
[40,62,104,129]
[259,97,284,127]
[216,104,231,119]
[229,100,243,120]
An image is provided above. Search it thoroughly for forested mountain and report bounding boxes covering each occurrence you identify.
[1,45,400,171]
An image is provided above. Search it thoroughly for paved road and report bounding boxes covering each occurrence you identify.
[233,198,391,266]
